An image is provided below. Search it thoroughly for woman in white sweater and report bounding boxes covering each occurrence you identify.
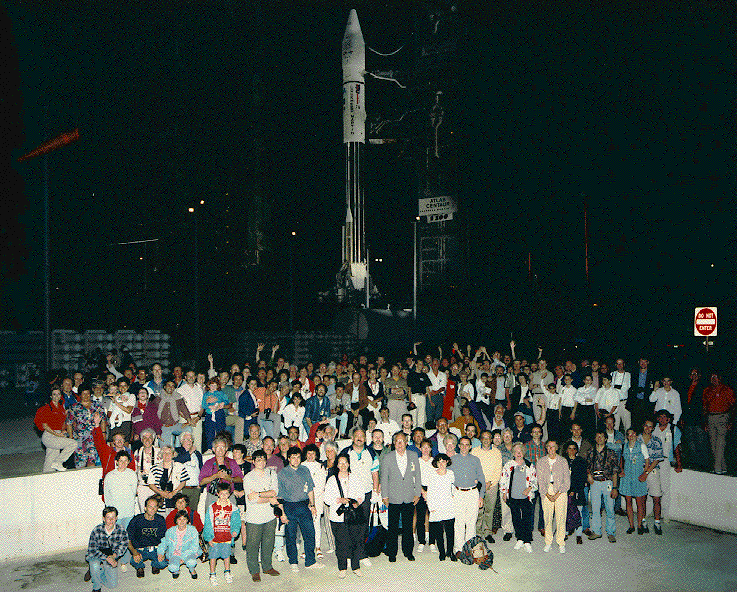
[324,454,365,578]
[425,453,455,561]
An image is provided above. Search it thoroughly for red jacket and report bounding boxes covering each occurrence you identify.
[93,426,135,480]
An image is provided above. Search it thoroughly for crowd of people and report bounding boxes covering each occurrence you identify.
[33,342,736,590]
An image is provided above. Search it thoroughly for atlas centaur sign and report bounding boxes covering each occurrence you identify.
[419,195,457,219]
[694,307,717,337]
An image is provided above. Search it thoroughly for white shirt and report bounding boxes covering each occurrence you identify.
[418,456,434,487]
[595,387,619,412]
[324,474,365,522]
[347,446,379,494]
[531,370,554,395]
[176,383,204,415]
[475,379,491,404]
[575,385,597,406]
[427,369,447,393]
[244,468,279,524]
[560,386,578,407]
[302,460,327,507]
[280,404,306,440]
[650,388,682,424]
[611,371,631,401]
[375,420,400,444]
[396,451,408,477]
[426,469,455,522]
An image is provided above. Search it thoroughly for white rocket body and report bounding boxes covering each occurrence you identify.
[342,9,367,290]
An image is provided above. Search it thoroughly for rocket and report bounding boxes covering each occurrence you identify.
[342,9,367,291]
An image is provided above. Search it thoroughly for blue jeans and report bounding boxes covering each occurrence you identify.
[89,550,130,590]
[168,555,198,574]
[283,500,316,566]
[161,424,191,448]
[130,548,168,571]
[581,484,590,529]
[590,480,615,536]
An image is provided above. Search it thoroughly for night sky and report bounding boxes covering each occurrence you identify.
[1,1,734,363]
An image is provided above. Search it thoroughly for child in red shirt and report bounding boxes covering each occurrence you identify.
[203,482,241,585]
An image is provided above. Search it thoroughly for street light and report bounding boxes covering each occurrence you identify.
[413,216,420,322]
[289,231,296,332]
[187,204,201,362]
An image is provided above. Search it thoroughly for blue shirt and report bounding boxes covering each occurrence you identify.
[201,390,229,413]
[451,453,486,495]
[277,464,315,502]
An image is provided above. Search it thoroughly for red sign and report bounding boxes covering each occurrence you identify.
[694,307,717,337]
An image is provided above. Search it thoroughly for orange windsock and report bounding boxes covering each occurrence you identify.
[17,128,80,162]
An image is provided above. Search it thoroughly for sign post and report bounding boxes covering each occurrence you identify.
[694,307,717,352]
[418,195,457,221]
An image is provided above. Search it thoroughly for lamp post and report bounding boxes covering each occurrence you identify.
[412,218,416,322]
[187,200,204,363]
[289,231,296,333]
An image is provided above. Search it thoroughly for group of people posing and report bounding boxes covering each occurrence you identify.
[33,342,734,590]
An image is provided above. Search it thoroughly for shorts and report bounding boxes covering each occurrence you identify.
[646,467,662,497]
[209,542,232,560]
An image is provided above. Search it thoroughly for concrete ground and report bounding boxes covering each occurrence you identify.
[2,518,735,592]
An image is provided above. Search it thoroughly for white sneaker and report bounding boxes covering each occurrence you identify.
[52,462,67,472]
[224,571,233,584]
[514,540,524,550]
[417,544,424,553]
[306,562,325,570]
[338,570,347,579]
[559,546,566,554]
[276,550,285,562]
[353,569,362,576]
[290,564,299,573]
[543,544,551,553]
[210,574,218,586]
[524,543,532,553]
[360,558,372,567]
[429,544,437,552]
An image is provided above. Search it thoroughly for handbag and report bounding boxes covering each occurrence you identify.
[364,501,388,557]
[336,477,364,525]
[566,494,582,533]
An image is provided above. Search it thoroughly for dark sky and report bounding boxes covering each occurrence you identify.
[1,1,734,359]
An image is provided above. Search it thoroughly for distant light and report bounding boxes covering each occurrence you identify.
[139,257,143,260]
[200,200,205,205]
[188,207,194,213]
[415,216,420,221]
[291,231,296,236]
[592,303,598,307]
[711,263,714,267]
[673,345,679,348]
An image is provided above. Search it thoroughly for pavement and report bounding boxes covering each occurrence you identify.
[1,518,736,592]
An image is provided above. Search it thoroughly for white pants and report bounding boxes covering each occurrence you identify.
[614,403,631,432]
[190,416,204,453]
[453,487,479,553]
[411,394,426,429]
[501,495,513,534]
[41,431,77,473]
[541,491,567,547]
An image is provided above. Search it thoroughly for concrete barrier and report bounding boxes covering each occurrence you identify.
[0,462,734,562]
[670,469,737,533]
[0,466,103,562]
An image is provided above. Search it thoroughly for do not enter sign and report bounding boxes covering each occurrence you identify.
[694,307,717,337]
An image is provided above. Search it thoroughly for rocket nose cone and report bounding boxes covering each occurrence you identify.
[344,9,363,38]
